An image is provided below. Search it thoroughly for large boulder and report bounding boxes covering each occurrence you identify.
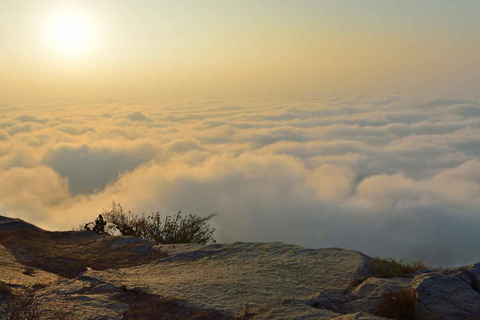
[412,268,480,320]
[0,216,40,231]
[342,277,412,313]
[83,242,372,317]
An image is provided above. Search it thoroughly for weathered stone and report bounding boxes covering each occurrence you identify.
[85,242,371,316]
[4,216,480,319]
[0,216,39,231]
[342,277,412,313]
[251,300,342,319]
[110,236,154,248]
[330,312,389,320]
[412,268,480,320]
[131,244,151,253]
[461,262,480,292]
[92,283,119,293]
[0,244,59,288]
[306,288,349,312]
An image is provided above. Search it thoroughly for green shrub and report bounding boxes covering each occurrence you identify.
[100,202,217,245]
[369,257,429,278]
[373,288,417,320]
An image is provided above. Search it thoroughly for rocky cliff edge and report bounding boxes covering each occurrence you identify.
[1,215,479,320]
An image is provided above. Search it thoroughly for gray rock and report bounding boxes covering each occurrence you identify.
[110,236,154,248]
[0,217,39,231]
[342,277,412,313]
[412,268,480,320]
[4,216,480,320]
[0,244,59,288]
[131,244,151,253]
[92,283,119,293]
[251,300,341,319]
[84,242,371,317]
[330,312,389,320]
[77,275,103,286]
[306,288,349,312]
[461,262,480,292]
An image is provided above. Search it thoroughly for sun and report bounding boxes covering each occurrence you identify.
[45,10,96,57]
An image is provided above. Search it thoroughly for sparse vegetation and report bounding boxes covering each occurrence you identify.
[239,302,255,320]
[373,288,417,320]
[369,257,429,278]
[0,290,75,320]
[349,277,367,287]
[99,202,217,245]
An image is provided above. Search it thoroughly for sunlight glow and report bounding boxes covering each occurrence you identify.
[46,10,96,57]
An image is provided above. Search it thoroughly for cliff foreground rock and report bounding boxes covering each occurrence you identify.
[1,215,480,319]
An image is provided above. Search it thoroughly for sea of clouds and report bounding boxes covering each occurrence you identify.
[1,92,480,266]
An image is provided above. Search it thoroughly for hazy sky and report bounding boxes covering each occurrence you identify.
[1,0,480,99]
[2,1,480,267]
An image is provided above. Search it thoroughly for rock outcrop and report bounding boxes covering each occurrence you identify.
[1,215,480,319]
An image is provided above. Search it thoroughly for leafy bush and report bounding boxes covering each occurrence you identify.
[373,288,417,320]
[369,257,429,278]
[100,202,217,245]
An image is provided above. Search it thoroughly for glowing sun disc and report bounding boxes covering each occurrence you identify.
[46,11,95,56]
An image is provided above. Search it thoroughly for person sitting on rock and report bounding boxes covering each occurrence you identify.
[93,214,107,234]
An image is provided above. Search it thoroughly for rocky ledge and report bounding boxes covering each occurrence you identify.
[1,215,479,319]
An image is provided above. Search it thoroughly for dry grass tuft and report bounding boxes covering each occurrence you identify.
[373,288,417,320]
[369,257,429,278]
[349,277,368,287]
[0,290,76,320]
[238,302,255,320]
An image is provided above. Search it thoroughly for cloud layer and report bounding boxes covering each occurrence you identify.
[2,93,480,266]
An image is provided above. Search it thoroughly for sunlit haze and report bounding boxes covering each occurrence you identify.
[44,9,96,57]
[1,1,480,266]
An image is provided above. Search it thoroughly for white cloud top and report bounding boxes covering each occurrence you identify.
[1,93,480,266]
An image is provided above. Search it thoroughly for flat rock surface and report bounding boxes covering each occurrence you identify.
[0,244,59,288]
[3,215,480,319]
[84,242,372,316]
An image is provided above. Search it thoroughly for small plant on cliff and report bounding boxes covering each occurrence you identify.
[0,291,75,320]
[96,202,217,245]
[373,288,417,320]
[369,257,429,278]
